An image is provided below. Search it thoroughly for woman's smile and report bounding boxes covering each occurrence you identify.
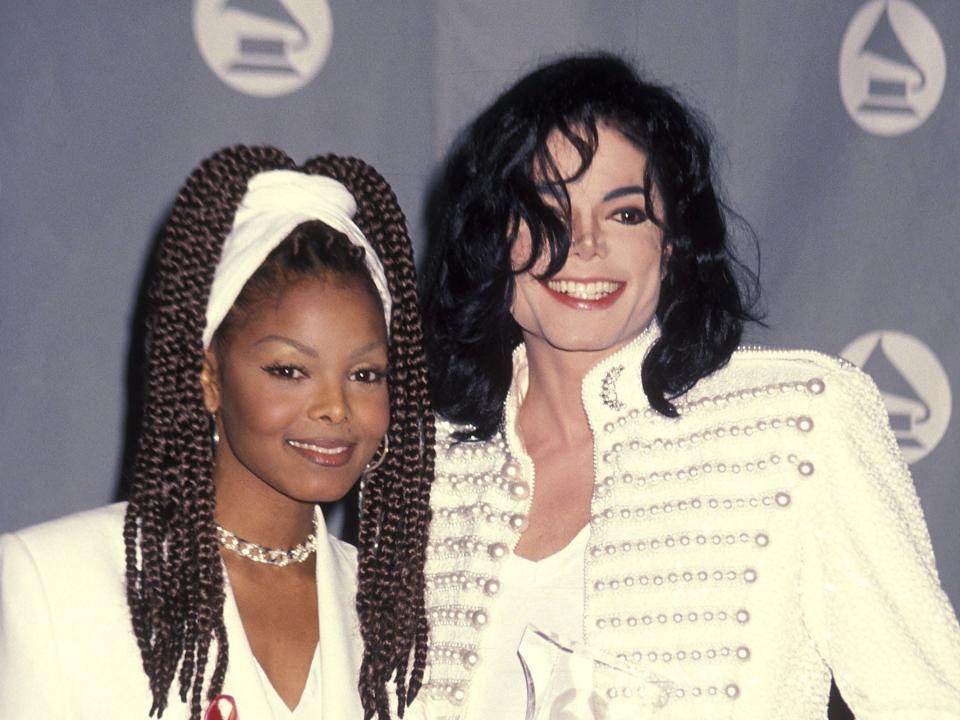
[286,438,357,467]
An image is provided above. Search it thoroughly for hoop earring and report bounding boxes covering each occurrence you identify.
[365,436,389,472]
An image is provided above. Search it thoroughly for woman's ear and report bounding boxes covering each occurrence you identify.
[200,349,222,414]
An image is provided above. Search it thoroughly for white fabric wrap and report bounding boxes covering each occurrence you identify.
[203,169,391,347]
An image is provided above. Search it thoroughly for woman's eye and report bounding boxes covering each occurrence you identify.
[263,364,307,380]
[351,367,387,384]
[612,207,648,225]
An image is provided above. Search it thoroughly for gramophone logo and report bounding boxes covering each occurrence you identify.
[841,331,951,464]
[193,0,332,97]
[839,0,946,136]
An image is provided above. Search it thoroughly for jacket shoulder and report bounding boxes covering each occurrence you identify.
[434,416,494,450]
[0,504,128,641]
[694,346,868,392]
[436,416,468,441]
[669,346,883,420]
[728,345,854,377]
[3,502,126,565]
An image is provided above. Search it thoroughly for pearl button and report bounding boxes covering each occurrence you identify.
[488,543,507,559]
[807,378,825,394]
[509,481,529,499]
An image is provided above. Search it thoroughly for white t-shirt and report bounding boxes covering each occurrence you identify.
[254,647,323,718]
[464,525,589,720]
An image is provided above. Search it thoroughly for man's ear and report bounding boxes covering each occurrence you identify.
[660,241,673,279]
[200,349,222,414]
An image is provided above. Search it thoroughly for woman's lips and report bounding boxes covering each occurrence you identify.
[286,439,356,467]
[540,278,625,310]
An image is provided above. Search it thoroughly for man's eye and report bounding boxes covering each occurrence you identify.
[262,364,307,380]
[612,207,648,225]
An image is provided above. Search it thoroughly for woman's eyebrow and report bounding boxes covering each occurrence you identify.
[253,334,318,357]
[603,185,646,202]
[349,339,389,361]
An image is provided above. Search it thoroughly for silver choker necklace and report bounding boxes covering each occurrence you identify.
[215,518,318,567]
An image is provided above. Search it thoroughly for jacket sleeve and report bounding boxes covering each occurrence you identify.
[0,532,66,719]
[800,365,960,719]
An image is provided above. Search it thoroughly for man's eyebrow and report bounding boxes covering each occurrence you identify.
[603,185,646,202]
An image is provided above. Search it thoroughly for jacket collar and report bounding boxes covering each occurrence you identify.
[503,320,660,455]
[312,507,362,718]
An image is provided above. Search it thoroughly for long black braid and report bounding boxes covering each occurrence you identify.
[123,146,432,719]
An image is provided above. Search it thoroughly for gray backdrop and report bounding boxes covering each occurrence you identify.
[2,1,957,618]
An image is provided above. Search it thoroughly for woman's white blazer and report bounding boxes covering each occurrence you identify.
[0,502,364,719]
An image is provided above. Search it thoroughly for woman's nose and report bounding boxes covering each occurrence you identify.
[308,384,348,423]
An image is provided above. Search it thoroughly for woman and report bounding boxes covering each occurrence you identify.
[0,146,433,719]
[414,54,960,719]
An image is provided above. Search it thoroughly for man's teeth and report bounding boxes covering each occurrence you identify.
[547,280,620,300]
[288,440,348,454]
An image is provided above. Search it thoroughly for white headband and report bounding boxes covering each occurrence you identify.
[203,169,392,347]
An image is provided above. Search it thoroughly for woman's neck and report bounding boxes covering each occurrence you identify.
[213,458,317,550]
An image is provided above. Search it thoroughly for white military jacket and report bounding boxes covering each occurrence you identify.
[412,327,960,719]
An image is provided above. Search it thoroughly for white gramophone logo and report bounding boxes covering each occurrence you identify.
[841,331,951,464]
[839,0,946,136]
[193,0,333,97]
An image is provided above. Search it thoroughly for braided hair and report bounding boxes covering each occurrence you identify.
[123,146,433,719]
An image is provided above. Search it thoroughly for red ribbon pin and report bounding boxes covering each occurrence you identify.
[204,694,238,720]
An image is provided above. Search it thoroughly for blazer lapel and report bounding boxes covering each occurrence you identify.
[218,572,278,716]
[313,507,364,718]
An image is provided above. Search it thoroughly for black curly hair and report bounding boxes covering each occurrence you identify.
[123,145,433,719]
[421,52,760,439]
